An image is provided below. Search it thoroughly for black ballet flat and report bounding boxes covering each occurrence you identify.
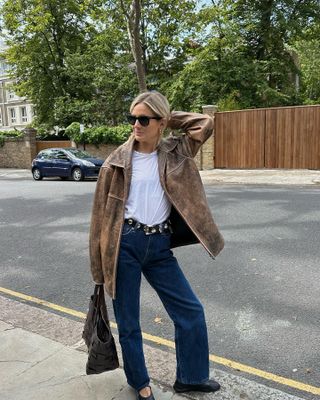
[173,378,221,393]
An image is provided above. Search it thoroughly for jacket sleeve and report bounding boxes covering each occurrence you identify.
[89,165,113,284]
[167,111,214,158]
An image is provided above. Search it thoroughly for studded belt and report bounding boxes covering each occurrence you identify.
[124,218,172,235]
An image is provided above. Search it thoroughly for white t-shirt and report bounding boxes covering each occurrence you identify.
[124,150,171,225]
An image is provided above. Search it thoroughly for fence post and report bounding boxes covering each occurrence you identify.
[201,105,218,170]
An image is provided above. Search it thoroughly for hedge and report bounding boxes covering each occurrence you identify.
[65,122,132,146]
[0,130,24,147]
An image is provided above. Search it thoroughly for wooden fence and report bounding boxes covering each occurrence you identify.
[36,140,72,153]
[215,105,320,169]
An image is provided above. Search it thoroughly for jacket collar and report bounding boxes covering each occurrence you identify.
[107,135,135,169]
[107,134,178,169]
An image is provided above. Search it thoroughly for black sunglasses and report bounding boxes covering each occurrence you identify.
[127,114,162,127]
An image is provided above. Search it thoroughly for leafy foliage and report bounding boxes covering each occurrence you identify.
[0,0,136,128]
[65,122,132,145]
[164,0,319,110]
[0,130,24,147]
[294,39,320,103]
[0,0,319,129]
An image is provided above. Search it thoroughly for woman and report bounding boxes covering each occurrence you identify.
[89,91,224,400]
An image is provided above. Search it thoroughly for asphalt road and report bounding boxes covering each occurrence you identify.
[0,173,319,398]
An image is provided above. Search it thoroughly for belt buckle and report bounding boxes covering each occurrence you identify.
[144,225,158,235]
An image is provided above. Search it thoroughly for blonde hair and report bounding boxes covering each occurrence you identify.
[130,91,171,127]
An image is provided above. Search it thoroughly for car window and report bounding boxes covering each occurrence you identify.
[66,149,92,159]
[46,150,56,159]
[38,151,51,160]
[56,151,69,159]
[51,150,68,159]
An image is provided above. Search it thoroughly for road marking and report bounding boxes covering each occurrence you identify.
[1,286,319,396]
[0,286,117,326]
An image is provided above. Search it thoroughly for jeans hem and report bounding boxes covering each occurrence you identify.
[176,376,209,385]
[130,380,151,392]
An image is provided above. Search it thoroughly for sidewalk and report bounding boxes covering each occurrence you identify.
[0,295,308,400]
[199,169,320,186]
[0,168,319,186]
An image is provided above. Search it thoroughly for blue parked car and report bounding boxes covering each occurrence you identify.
[31,148,104,181]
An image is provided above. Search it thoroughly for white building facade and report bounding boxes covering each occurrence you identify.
[0,59,34,131]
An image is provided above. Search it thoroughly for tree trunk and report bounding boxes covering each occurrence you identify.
[123,0,147,92]
[256,0,273,61]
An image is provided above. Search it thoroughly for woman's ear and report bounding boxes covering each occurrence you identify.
[160,118,167,130]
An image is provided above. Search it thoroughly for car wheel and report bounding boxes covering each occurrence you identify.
[32,168,43,180]
[72,167,84,181]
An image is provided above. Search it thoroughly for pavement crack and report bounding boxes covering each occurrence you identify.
[80,376,98,399]
[110,385,126,400]
[3,326,16,332]
[37,376,56,386]
[16,348,62,377]
[45,374,86,388]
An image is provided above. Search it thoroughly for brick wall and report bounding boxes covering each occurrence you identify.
[195,105,216,170]
[0,128,37,168]
[200,135,214,170]
[75,143,118,161]
[0,105,216,169]
[78,105,217,168]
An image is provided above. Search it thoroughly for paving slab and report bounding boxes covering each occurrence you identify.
[0,323,135,400]
[0,319,182,400]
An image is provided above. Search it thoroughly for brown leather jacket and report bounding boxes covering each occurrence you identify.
[89,111,224,298]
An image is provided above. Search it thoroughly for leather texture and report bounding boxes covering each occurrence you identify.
[82,284,119,374]
[89,111,225,298]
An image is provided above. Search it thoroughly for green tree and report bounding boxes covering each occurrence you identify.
[1,0,99,127]
[294,39,320,103]
[293,18,320,103]
[103,0,198,91]
[140,0,199,88]
[118,0,147,92]
[166,0,320,110]
[164,0,266,110]
[0,0,198,129]
[235,0,320,94]
[2,0,319,127]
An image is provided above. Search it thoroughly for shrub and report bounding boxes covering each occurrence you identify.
[0,130,24,147]
[65,123,132,146]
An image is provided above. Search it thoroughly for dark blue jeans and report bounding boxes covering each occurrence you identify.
[112,222,210,391]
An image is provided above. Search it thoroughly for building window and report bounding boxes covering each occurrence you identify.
[8,90,15,99]
[9,108,16,124]
[21,106,28,123]
[0,61,10,76]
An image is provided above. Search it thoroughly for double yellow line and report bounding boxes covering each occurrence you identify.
[0,286,319,397]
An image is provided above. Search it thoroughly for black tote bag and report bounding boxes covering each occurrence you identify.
[82,284,119,374]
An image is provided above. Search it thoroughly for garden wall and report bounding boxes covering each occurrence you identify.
[0,105,216,170]
[0,128,37,169]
